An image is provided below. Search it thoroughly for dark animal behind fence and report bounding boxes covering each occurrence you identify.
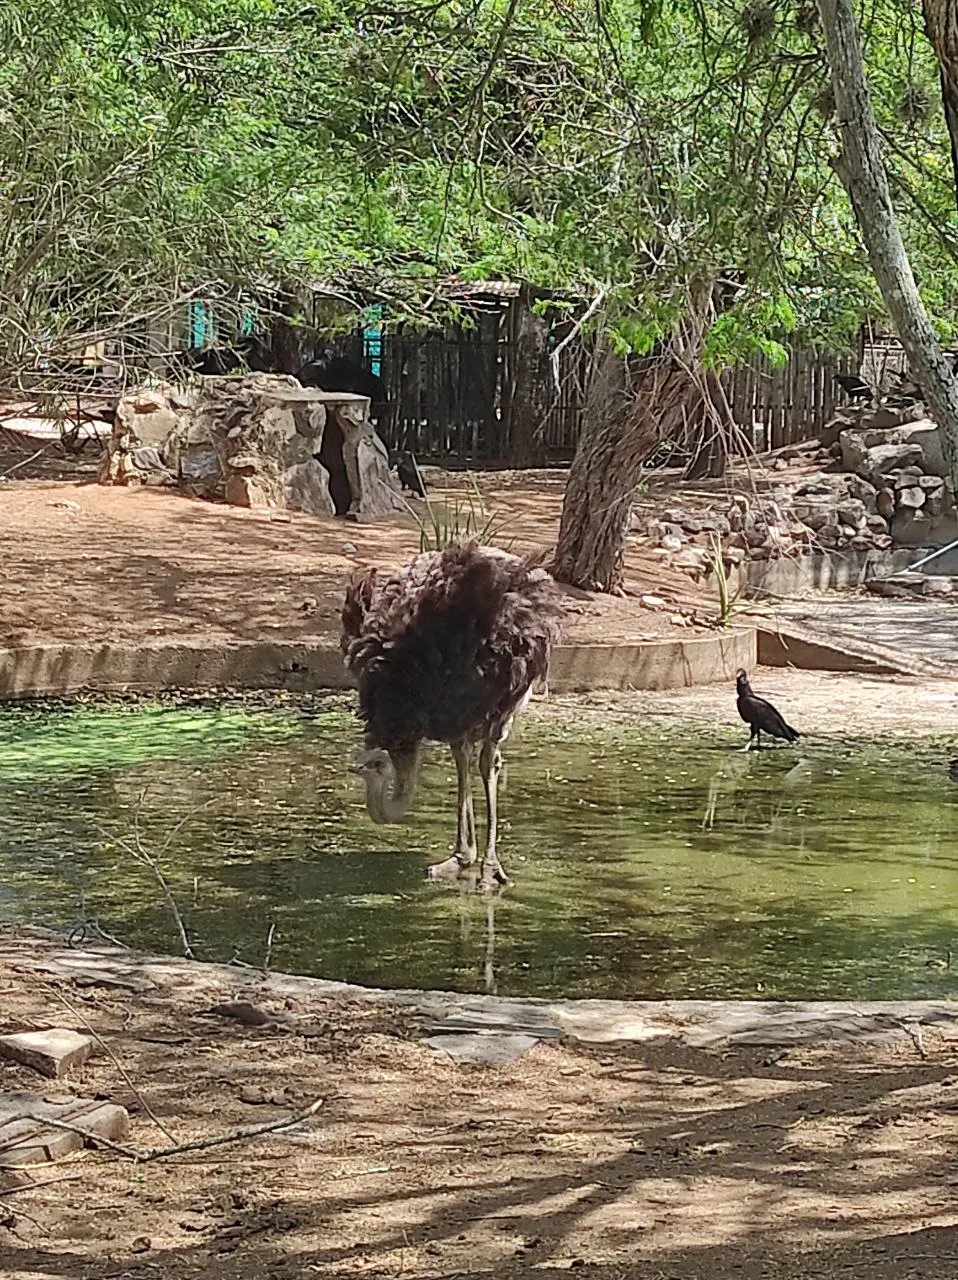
[182,335,274,376]
[394,451,427,497]
[297,352,386,403]
[833,372,872,400]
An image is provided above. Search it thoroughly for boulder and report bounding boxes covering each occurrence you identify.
[890,506,931,545]
[283,460,334,513]
[744,524,769,548]
[876,488,896,520]
[845,475,878,507]
[926,489,945,518]
[662,507,694,527]
[866,513,889,534]
[897,486,926,510]
[860,404,925,429]
[892,419,947,477]
[858,441,924,487]
[797,509,831,532]
[836,499,867,529]
[672,548,708,576]
[839,429,869,473]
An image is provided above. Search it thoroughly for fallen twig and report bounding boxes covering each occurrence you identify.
[0,446,47,479]
[136,1099,324,1162]
[0,1172,84,1197]
[43,982,178,1144]
[22,1098,324,1165]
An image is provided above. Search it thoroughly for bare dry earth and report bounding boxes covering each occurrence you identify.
[2,931,958,1280]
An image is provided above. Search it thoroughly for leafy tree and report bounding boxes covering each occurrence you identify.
[5,0,958,590]
[818,0,958,499]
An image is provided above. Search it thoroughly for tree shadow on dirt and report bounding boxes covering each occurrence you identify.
[4,958,958,1279]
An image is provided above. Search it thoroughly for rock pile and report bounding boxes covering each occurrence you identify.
[837,418,955,546]
[101,374,405,519]
[634,399,958,582]
[634,473,897,579]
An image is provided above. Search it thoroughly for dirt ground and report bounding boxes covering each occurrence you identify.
[0,423,826,652]
[3,928,958,1280]
[553,667,958,737]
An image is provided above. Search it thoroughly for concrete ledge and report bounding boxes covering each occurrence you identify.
[549,629,755,691]
[754,616,956,678]
[7,928,958,1053]
[0,630,757,700]
[744,548,917,599]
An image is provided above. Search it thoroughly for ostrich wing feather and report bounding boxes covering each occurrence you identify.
[341,540,563,753]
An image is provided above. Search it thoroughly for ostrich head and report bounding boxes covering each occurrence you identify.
[351,744,422,824]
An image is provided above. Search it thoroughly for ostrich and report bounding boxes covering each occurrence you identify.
[341,540,563,889]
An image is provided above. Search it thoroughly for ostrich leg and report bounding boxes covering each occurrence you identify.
[478,740,509,890]
[427,740,478,879]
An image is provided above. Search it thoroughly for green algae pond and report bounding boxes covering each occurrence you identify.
[1,694,957,1001]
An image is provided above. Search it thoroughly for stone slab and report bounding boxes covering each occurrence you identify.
[9,930,958,1059]
[0,1029,95,1078]
[0,1092,130,1167]
[420,1033,540,1065]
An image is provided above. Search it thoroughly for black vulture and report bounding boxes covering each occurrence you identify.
[342,541,563,888]
[735,669,800,750]
[833,372,873,401]
[395,450,426,497]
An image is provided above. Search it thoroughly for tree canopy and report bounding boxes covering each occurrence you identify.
[2,0,958,372]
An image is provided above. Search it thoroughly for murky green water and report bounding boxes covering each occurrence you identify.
[1,696,957,1001]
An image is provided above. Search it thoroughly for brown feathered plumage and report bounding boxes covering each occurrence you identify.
[342,540,563,751]
[342,540,563,887]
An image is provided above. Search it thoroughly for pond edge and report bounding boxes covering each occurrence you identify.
[5,926,956,1053]
[0,631,757,699]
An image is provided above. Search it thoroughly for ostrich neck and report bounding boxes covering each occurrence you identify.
[365,749,421,823]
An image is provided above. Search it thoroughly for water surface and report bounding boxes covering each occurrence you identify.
[1,696,956,1001]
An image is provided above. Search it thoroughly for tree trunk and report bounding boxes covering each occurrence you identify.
[551,341,705,591]
[923,0,958,203]
[684,369,734,480]
[818,0,958,494]
[505,289,551,466]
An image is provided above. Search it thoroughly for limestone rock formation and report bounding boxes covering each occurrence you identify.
[102,374,405,519]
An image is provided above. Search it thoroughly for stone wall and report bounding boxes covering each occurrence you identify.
[101,374,405,520]
[837,416,956,547]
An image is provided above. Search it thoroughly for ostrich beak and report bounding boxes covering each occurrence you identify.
[348,762,365,774]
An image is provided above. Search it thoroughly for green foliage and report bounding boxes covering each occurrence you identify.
[1,0,957,372]
[410,477,508,553]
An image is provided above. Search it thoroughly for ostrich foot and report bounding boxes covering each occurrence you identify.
[427,853,476,881]
[478,860,511,892]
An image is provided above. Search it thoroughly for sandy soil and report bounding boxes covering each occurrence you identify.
[0,468,732,652]
[552,667,958,738]
[2,928,958,1280]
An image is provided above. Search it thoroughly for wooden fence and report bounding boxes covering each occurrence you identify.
[362,320,864,462]
[718,344,862,453]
